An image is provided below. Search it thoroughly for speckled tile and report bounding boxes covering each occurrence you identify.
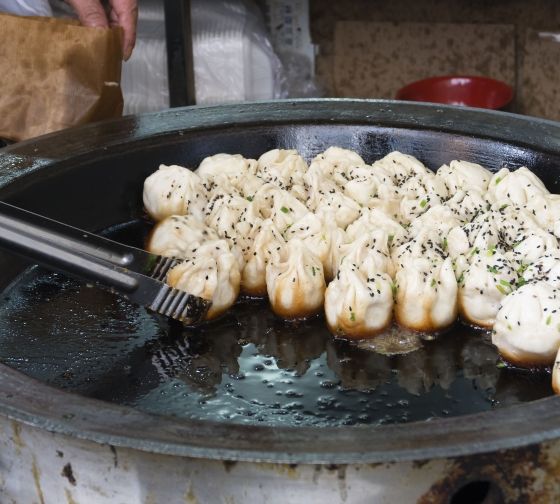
[310,0,560,99]
[519,30,560,120]
[333,21,515,99]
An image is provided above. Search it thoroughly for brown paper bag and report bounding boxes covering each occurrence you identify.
[0,13,123,142]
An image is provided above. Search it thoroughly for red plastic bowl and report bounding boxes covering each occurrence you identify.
[396,75,513,110]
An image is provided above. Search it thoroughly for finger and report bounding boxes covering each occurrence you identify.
[66,0,108,28]
[109,0,138,60]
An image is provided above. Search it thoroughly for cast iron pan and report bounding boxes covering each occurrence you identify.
[0,99,560,464]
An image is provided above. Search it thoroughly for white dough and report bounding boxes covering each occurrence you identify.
[486,167,549,206]
[143,164,207,221]
[266,238,326,319]
[525,193,560,239]
[241,219,287,296]
[458,250,519,328]
[257,149,307,196]
[167,240,241,320]
[436,160,492,193]
[147,215,218,258]
[325,267,393,339]
[493,282,560,366]
[196,153,257,179]
[372,151,431,185]
[522,253,560,287]
[346,208,407,247]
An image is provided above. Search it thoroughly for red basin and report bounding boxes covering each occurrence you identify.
[396,75,514,110]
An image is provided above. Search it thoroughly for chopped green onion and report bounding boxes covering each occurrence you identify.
[499,204,509,211]
[430,278,437,288]
[350,312,356,322]
[470,247,480,257]
[496,285,509,295]
[487,265,499,274]
[442,237,448,250]
[280,206,289,213]
[495,176,502,185]
[547,315,552,325]
[420,199,428,208]
[246,195,253,202]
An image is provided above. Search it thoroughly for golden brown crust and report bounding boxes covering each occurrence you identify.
[457,297,494,329]
[498,348,555,369]
[553,362,560,395]
[394,299,458,333]
[206,283,240,321]
[145,222,158,254]
[240,282,268,297]
[326,316,392,340]
[269,285,325,320]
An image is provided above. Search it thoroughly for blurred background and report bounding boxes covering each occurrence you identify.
[124,0,560,119]
[3,0,560,119]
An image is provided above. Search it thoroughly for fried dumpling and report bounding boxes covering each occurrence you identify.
[283,212,331,275]
[241,219,287,296]
[338,231,393,278]
[253,183,308,232]
[522,253,560,287]
[436,160,492,193]
[265,238,326,319]
[408,205,460,240]
[506,226,559,265]
[486,167,549,206]
[256,149,307,198]
[143,164,207,221]
[321,213,349,281]
[458,250,519,328]
[325,268,394,339]
[524,193,560,239]
[346,208,407,246]
[196,153,257,180]
[446,220,498,260]
[392,232,457,331]
[446,205,528,259]
[305,170,361,229]
[394,255,458,332]
[166,240,241,320]
[205,192,260,245]
[147,215,218,258]
[308,146,365,179]
[331,163,399,207]
[372,151,431,185]
[493,282,560,366]
[444,189,488,223]
[197,154,263,199]
[398,172,449,223]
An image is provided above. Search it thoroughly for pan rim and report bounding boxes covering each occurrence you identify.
[1,98,560,463]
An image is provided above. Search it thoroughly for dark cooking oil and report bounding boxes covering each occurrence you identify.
[0,220,552,427]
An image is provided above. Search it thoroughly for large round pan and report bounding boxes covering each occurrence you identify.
[1,99,560,464]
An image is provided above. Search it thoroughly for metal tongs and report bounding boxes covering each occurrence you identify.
[0,201,210,325]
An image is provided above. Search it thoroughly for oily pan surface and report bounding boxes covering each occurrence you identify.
[0,151,555,426]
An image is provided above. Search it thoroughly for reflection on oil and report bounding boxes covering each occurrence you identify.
[0,220,552,427]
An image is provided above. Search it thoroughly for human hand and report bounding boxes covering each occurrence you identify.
[66,0,138,60]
